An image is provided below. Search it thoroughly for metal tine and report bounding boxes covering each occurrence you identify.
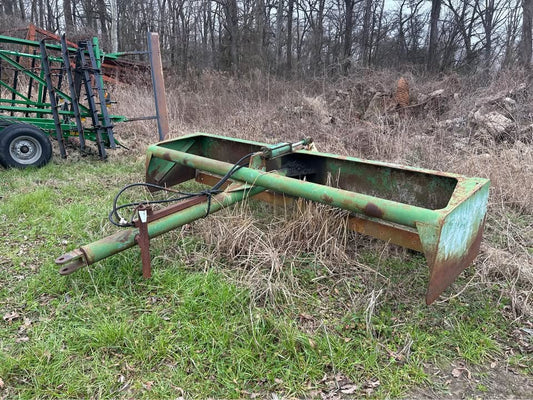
[60,34,86,152]
[25,50,37,117]
[10,55,19,116]
[77,41,106,159]
[39,39,67,159]
[85,40,116,149]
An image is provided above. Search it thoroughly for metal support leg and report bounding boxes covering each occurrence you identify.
[76,42,106,159]
[86,39,116,148]
[147,32,169,141]
[61,34,86,151]
[135,205,153,279]
[39,40,67,159]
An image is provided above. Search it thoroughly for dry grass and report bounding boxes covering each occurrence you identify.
[108,68,532,317]
[195,200,354,307]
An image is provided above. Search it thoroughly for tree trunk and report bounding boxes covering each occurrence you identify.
[521,0,533,66]
[361,0,373,66]
[286,0,294,74]
[255,0,266,68]
[110,0,118,52]
[18,0,26,20]
[224,0,239,74]
[427,0,441,71]
[63,0,74,31]
[275,0,285,70]
[342,0,355,73]
[311,0,325,74]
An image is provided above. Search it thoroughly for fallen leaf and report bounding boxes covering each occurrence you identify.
[365,378,380,388]
[0,377,4,388]
[3,311,20,322]
[308,338,316,348]
[340,384,358,394]
[15,336,29,343]
[18,318,32,334]
[451,368,462,378]
[299,313,313,321]
[274,378,283,384]
[142,381,154,390]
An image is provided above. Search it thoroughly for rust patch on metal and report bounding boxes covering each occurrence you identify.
[322,194,334,204]
[348,217,423,252]
[56,248,88,275]
[141,196,207,221]
[134,205,153,278]
[364,203,384,218]
[112,230,134,244]
[425,219,485,305]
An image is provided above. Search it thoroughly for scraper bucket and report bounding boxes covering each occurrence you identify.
[146,133,490,304]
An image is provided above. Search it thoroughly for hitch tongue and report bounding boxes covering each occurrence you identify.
[56,248,87,275]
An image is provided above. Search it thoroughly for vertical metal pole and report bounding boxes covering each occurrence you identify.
[61,34,86,151]
[88,38,116,148]
[147,32,169,141]
[26,51,37,102]
[77,42,107,159]
[40,40,67,159]
[135,205,153,279]
[10,55,20,116]
[38,65,46,107]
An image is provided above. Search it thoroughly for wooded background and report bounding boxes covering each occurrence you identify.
[1,0,532,76]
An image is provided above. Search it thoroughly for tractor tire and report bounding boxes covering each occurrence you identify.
[0,124,53,168]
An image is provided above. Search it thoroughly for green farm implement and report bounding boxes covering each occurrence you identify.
[56,133,490,305]
[0,32,168,168]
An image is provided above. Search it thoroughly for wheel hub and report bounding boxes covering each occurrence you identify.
[9,136,42,165]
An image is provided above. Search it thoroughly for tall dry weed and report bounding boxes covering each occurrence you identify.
[188,199,356,307]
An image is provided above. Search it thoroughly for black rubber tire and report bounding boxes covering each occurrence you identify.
[0,124,53,168]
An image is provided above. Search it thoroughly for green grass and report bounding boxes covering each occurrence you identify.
[0,157,525,398]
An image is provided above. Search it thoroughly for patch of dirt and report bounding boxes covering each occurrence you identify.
[407,363,533,399]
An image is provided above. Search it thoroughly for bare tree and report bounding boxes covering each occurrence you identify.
[360,0,372,66]
[341,0,354,72]
[286,0,294,73]
[2,0,529,77]
[501,0,522,67]
[427,0,441,70]
[63,0,74,31]
[522,0,533,66]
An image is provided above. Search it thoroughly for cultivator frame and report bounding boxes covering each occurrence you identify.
[0,34,125,159]
[56,133,490,304]
[0,31,169,166]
